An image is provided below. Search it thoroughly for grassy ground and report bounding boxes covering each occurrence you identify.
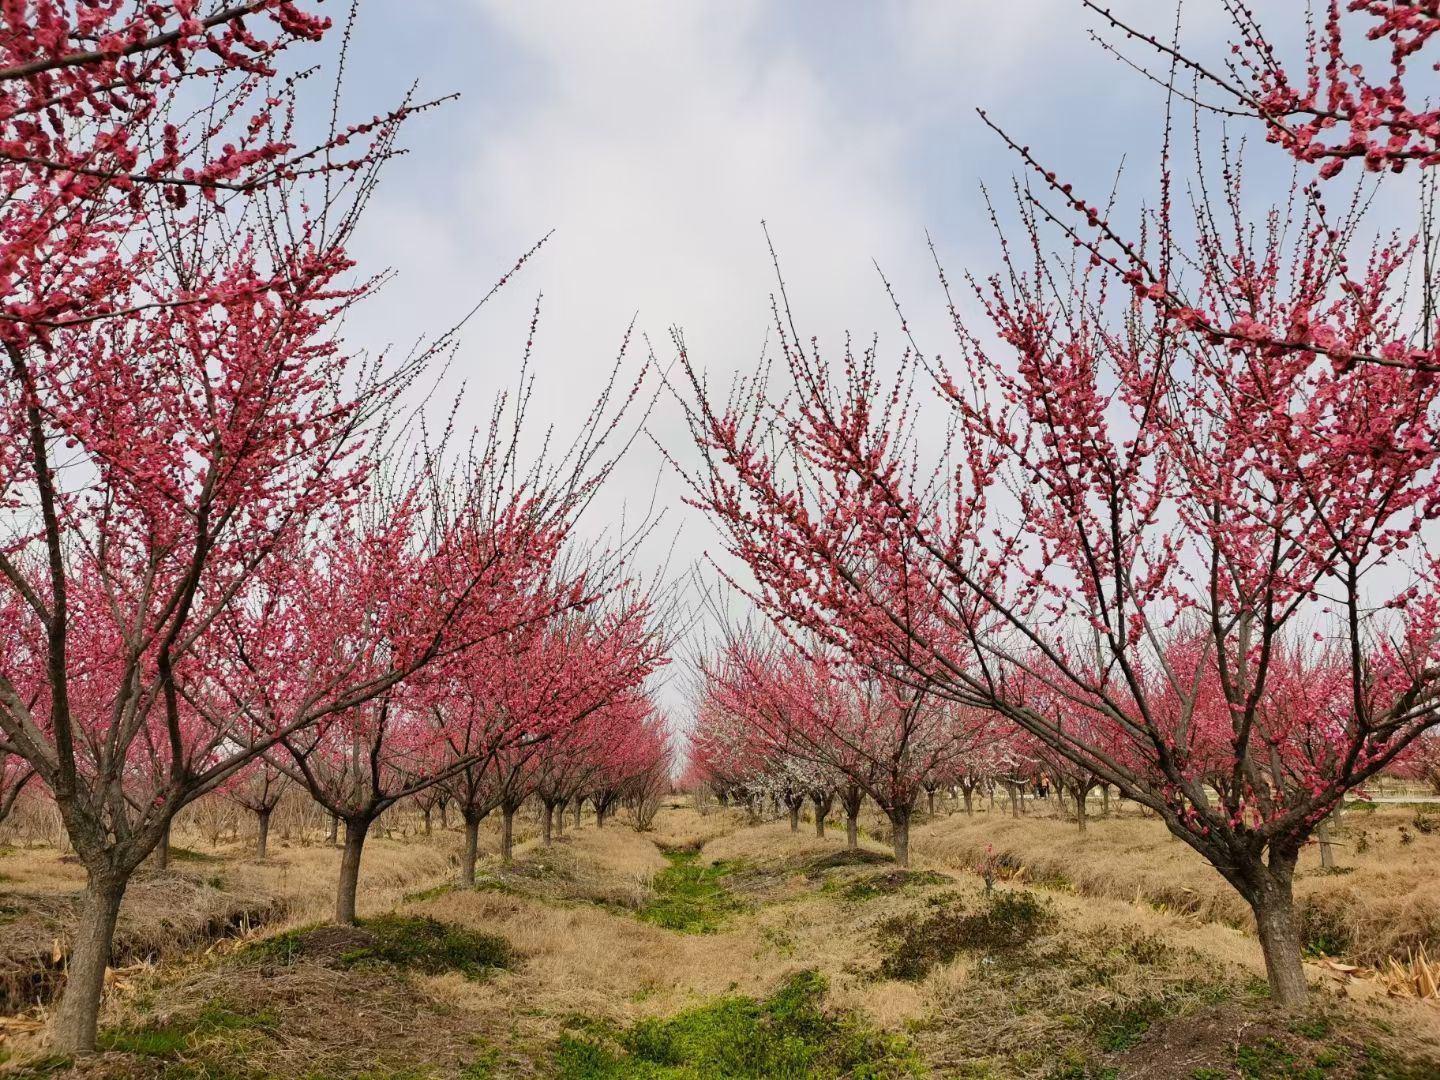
[0,798,1438,1078]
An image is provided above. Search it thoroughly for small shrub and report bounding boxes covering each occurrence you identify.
[1400,826,1415,846]
[1354,829,1370,854]
[1412,811,1438,836]
[876,890,1054,980]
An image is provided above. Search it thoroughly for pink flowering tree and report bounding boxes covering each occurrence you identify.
[678,167,1440,1001]
[0,1,494,1049]
[699,641,989,865]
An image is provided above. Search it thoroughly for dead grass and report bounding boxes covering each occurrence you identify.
[912,799,1440,966]
[3,799,1440,1077]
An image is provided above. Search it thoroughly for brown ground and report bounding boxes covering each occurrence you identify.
[0,795,1436,1078]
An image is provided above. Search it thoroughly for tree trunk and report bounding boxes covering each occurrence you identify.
[439,800,449,830]
[555,801,566,836]
[327,813,339,845]
[1316,819,1335,869]
[1250,866,1308,1005]
[574,800,583,829]
[1101,785,1111,817]
[962,788,974,816]
[888,807,911,867]
[500,805,516,863]
[422,808,432,836]
[335,819,369,925]
[461,815,481,886]
[926,790,936,817]
[1006,784,1020,818]
[788,803,800,833]
[50,871,127,1053]
[542,802,554,846]
[153,819,171,871]
[256,809,271,859]
[1074,787,1088,832]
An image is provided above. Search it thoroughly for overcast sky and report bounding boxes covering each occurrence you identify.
[319,2,1393,726]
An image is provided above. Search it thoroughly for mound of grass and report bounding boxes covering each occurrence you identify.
[339,914,513,979]
[801,848,892,879]
[553,970,921,1079]
[840,869,953,901]
[241,916,512,980]
[637,850,747,934]
[877,889,1053,980]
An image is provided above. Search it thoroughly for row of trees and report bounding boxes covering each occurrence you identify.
[0,0,673,1053]
[676,1,1440,1008]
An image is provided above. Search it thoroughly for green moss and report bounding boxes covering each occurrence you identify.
[637,850,747,934]
[553,971,922,1078]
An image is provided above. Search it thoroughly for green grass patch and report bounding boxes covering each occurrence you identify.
[552,970,921,1078]
[876,889,1054,980]
[339,914,513,979]
[637,850,747,934]
[239,916,513,980]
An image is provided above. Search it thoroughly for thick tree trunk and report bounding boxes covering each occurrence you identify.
[1101,785,1111,817]
[888,807,911,867]
[51,871,127,1053]
[788,803,800,832]
[1006,784,1020,819]
[555,801,567,836]
[926,790,936,817]
[962,788,974,816]
[461,815,481,886]
[439,799,449,830]
[422,808,432,836]
[256,809,272,859]
[542,802,554,846]
[335,819,369,925]
[811,794,833,839]
[1251,871,1308,1005]
[1074,787,1088,832]
[574,800,583,829]
[500,805,516,862]
[327,813,339,845]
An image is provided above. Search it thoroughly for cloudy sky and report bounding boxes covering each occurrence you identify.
[317,2,1369,719]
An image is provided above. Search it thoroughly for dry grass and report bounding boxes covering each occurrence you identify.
[4,799,1440,1077]
[909,798,1440,967]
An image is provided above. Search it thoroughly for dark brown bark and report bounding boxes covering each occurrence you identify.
[542,802,554,846]
[256,809,271,859]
